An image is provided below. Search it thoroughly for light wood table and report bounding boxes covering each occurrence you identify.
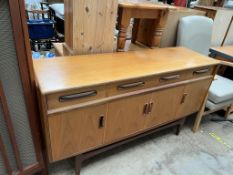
[194,5,219,19]
[117,1,176,51]
[34,47,219,174]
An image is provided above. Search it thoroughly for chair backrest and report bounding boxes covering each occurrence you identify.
[176,16,213,55]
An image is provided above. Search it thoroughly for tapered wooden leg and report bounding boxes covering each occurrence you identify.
[224,105,232,119]
[75,155,84,175]
[193,94,209,133]
[175,118,186,135]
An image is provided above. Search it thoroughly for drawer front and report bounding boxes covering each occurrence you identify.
[158,67,214,85]
[47,86,106,110]
[107,77,157,96]
[48,104,106,161]
[191,66,214,78]
[158,70,191,85]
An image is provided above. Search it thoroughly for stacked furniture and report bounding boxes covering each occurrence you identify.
[117,1,175,51]
[194,5,233,46]
[160,7,206,47]
[34,47,219,174]
[176,15,233,132]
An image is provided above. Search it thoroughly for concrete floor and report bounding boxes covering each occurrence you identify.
[49,113,233,175]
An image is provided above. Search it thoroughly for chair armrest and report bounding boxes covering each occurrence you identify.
[220,60,233,68]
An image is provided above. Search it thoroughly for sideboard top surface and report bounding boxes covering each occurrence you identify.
[33,47,219,94]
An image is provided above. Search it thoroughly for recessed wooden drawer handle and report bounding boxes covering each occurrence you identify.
[181,93,188,104]
[117,81,145,90]
[193,68,209,74]
[99,116,104,128]
[148,102,154,114]
[160,75,180,81]
[59,90,97,102]
[143,103,149,115]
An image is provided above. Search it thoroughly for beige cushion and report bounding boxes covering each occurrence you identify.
[208,75,233,104]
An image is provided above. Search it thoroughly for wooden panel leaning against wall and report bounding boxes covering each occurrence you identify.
[63,0,118,55]
[0,0,47,174]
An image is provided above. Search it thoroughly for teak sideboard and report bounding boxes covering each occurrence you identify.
[34,47,219,172]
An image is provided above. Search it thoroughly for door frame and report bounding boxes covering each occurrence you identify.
[2,0,47,174]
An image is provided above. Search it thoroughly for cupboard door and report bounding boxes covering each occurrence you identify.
[144,86,185,129]
[48,104,106,161]
[104,94,151,143]
[176,79,212,118]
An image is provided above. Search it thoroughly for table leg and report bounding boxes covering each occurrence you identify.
[132,19,140,44]
[117,8,131,52]
[150,10,169,47]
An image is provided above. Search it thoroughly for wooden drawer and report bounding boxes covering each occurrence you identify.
[191,66,214,78]
[158,67,214,85]
[158,70,191,85]
[107,77,157,96]
[48,104,106,161]
[47,86,106,110]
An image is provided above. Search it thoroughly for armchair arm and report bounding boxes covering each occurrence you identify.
[220,60,233,68]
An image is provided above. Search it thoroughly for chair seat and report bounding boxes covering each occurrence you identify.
[206,99,233,110]
[208,75,233,104]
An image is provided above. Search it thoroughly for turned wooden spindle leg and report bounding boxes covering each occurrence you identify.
[150,10,169,47]
[117,8,131,52]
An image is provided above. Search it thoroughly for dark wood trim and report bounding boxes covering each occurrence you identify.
[0,134,12,175]
[209,48,233,62]
[75,118,186,175]
[0,82,23,171]
[7,0,47,174]
[15,163,43,175]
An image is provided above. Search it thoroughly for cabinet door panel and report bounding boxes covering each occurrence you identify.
[104,94,151,143]
[48,104,106,161]
[145,86,185,129]
[176,79,212,118]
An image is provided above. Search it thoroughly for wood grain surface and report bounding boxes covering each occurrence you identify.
[33,47,219,94]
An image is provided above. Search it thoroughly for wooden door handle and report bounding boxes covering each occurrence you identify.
[181,93,188,104]
[143,103,149,115]
[148,102,154,114]
[98,116,104,128]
